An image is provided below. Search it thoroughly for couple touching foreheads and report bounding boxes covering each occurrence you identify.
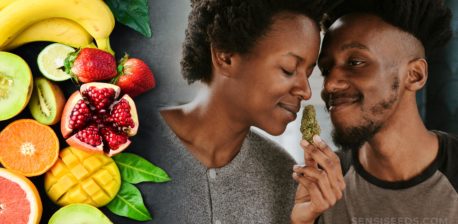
[146,0,458,223]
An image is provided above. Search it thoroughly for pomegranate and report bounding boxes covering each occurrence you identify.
[61,82,138,156]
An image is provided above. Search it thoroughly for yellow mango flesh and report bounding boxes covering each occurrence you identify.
[45,147,121,207]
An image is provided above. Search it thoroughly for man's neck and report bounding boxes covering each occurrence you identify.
[358,109,439,182]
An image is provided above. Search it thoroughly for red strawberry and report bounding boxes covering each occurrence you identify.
[65,48,117,83]
[114,55,156,97]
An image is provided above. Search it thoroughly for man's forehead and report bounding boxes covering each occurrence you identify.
[322,13,418,51]
[327,13,388,37]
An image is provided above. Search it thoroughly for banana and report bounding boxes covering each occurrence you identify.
[3,18,94,50]
[0,0,16,10]
[0,0,115,53]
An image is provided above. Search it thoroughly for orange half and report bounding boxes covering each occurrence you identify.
[0,119,59,177]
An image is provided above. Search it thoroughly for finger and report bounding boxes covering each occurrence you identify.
[301,140,318,168]
[293,179,311,203]
[293,173,332,214]
[312,135,346,190]
[305,141,345,193]
[293,166,337,205]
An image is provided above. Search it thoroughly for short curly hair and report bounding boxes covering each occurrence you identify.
[181,0,331,84]
[322,0,452,57]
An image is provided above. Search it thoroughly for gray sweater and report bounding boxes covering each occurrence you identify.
[140,114,297,224]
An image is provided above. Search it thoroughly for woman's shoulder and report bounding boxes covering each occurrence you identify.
[246,129,297,166]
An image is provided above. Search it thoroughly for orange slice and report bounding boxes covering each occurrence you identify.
[0,168,42,224]
[0,119,59,177]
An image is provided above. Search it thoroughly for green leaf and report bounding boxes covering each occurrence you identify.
[105,0,152,38]
[113,153,171,184]
[107,181,152,221]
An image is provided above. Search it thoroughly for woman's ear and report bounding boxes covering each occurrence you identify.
[210,45,233,78]
[405,58,428,91]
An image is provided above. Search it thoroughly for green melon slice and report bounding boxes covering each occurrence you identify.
[0,51,33,121]
[49,204,112,224]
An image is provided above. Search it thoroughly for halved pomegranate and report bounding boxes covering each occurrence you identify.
[61,82,138,156]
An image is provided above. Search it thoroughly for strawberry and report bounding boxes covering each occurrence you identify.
[113,55,156,97]
[65,48,117,83]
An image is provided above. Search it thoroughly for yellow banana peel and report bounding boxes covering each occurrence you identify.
[3,18,94,50]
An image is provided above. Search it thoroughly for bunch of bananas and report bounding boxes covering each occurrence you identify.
[0,0,115,54]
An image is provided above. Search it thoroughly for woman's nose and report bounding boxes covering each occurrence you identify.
[292,74,312,100]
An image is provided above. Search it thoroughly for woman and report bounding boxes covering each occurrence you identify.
[147,0,327,223]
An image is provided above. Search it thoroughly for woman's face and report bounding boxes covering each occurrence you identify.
[225,13,320,135]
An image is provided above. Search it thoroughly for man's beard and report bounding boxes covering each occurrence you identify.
[330,76,400,151]
[332,119,381,151]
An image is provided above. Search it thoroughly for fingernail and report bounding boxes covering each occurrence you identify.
[293,165,301,171]
[301,140,310,147]
[292,172,298,179]
[313,135,322,143]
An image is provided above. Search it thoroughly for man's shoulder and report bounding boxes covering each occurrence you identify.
[434,130,458,193]
[435,130,458,159]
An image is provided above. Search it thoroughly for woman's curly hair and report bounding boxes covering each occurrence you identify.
[322,0,452,57]
[181,0,330,84]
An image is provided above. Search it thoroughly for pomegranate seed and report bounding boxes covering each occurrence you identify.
[101,127,128,150]
[76,125,102,146]
[108,99,134,129]
[69,99,91,130]
[82,86,116,111]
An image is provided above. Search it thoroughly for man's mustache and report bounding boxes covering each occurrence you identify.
[321,90,363,111]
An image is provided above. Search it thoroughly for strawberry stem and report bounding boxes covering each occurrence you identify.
[111,53,129,84]
[64,49,81,85]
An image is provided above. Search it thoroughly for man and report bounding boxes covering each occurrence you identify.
[291,0,458,223]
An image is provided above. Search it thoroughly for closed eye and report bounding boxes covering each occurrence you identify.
[281,68,295,76]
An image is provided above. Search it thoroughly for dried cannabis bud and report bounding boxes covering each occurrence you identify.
[300,105,321,142]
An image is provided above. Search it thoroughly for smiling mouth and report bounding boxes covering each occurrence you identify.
[328,97,361,111]
[278,103,300,117]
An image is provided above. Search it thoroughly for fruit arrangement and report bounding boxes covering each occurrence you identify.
[0,0,167,223]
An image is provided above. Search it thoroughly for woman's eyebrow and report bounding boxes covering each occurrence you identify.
[283,52,304,62]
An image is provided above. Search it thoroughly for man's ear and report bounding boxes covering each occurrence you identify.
[405,58,428,91]
[210,45,233,78]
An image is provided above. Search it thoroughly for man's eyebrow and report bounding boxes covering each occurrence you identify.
[341,42,369,51]
[318,42,369,65]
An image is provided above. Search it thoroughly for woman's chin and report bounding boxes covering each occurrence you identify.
[258,123,288,136]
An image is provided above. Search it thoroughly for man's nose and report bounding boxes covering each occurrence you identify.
[323,67,349,93]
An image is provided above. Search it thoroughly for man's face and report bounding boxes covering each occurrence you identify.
[318,14,412,150]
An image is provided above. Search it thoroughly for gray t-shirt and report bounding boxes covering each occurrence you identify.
[140,114,297,224]
[320,131,458,224]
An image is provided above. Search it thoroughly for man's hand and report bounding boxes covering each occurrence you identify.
[291,135,345,224]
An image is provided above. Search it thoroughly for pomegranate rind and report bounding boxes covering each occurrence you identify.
[0,168,42,224]
[107,139,131,157]
[60,92,85,138]
[66,134,104,154]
